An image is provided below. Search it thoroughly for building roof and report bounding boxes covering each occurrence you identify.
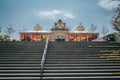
[19,20,99,34]
[75,25,85,31]
[51,19,69,30]
[21,30,50,33]
[70,30,98,34]
[70,24,98,34]
[20,24,51,34]
[33,24,43,31]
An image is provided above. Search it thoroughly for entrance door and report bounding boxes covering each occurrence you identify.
[55,38,65,41]
[56,35,65,41]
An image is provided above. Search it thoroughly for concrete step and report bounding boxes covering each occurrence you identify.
[0,67,40,70]
[46,55,99,57]
[42,76,120,80]
[0,61,41,64]
[44,66,120,69]
[0,55,42,57]
[0,77,40,80]
[45,64,120,67]
[0,64,41,67]
[46,56,102,58]
[43,69,120,73]
[43,72,120,77]
[0,55,43,57]
[46,58,111,60]
[45,60,120,63]
[0,58,41,60]
[0,70,41,73]
[46,57,103,59]
[0,56,42,59]
[0,52,43,55]
[45,62,120,64]
[0,73,41,77]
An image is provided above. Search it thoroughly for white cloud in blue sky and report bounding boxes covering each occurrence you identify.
[98,0,120,10]
[0,0,118,39]
[38,10,75,20]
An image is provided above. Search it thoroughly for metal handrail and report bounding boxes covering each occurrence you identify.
[41,36,49,79]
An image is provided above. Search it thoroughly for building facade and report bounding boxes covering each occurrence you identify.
[20,20,99,42]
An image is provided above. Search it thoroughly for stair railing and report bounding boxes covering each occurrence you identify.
[41,36,49,79]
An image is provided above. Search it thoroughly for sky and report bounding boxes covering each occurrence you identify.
[0,0,120,39]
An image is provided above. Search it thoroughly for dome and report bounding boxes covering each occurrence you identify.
[33,24,43,31]
[75,25,85,31]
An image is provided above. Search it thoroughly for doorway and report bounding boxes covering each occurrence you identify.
[55,38,65,41]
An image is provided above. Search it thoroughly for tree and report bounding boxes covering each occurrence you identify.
[112,4,120,33]
[0,35,10,41]
[0,27,1,34]
[101,26,109,36]
[22,26,27,32]
[89,24,97,32]
[5,24,15,39]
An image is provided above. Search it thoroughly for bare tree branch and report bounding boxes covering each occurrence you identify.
[101,26,109,36]
[112,4,120,33]
[5,24,15,39]
[89,24,97,32]
[0,27,1,34]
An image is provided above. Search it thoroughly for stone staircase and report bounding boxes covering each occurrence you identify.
[43,42,120,80]
[0,41,120,80]
[0,42,45,80]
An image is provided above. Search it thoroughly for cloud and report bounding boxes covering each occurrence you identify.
[38,10,75,20]
[105,15,113,20]
[64,13,75,19]
[98,0,120,10]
